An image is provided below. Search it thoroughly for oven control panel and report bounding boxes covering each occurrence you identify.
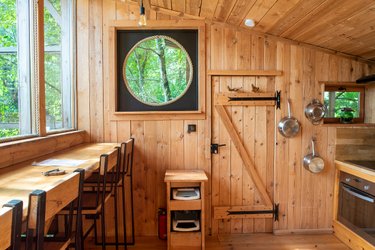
[340,172,374,196]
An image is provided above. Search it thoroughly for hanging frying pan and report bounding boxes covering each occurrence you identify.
[278,99,300,138]
[303,139,325,173]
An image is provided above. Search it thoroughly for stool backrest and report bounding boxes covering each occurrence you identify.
[0,200,23,250]
[26,169,84,250]
[121,138,135,176]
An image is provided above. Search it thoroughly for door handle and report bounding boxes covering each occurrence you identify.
[211,144,226,154]
[342,186,374,203]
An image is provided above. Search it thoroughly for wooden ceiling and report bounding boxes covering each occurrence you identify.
[141,0,375,62]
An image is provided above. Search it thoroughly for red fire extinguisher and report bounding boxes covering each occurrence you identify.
[158,208,167,240]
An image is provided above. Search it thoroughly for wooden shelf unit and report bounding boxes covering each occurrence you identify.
[164,170,208,250]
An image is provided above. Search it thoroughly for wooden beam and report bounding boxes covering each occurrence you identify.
[207,70,282,76]
[215,105,273,206]
[214,205,274,219]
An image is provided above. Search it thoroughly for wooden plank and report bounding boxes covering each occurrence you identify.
[103,0,116,142]
[213,0,237,22]
[264,38,276,232]
[226,0,257,26]
[217,76,231,234]
[273,41,290,231]
[242,0,278,30]
[76,0,90,141]
[170,120,184,169]
[287,45,303,230]
[0,131,85,169]
[143,121,158,235]
[254,0,302,33]
[214,105,272,206]
[333,220,374,250]
[238,32,255,233]
[230,76,243,233]
[253,76,267,232]
[208,70,283,76]
[0,207,13,250]
[89,0,104,142]
[169,200,201,210]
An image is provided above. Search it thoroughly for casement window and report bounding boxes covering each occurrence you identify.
[323,85,365,123]
[0,0,76,141]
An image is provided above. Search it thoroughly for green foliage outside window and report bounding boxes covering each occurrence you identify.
[0,0,19,137]
[0,0,66,138]
[124,36,192,106]
[324,91,360,118]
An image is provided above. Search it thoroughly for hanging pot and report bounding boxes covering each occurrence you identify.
[278,99,300,138]
[304,99,327,125]
[303,139,325,173]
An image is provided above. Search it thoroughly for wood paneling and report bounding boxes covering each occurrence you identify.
[137,0,375,62]
[76,0,374,237]
[336,128,375,161]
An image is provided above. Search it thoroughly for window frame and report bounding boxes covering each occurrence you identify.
[323,85,365,124]
[0,0,77,143]
[109,20,206,121]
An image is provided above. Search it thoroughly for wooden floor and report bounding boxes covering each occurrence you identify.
[86,233,350,250]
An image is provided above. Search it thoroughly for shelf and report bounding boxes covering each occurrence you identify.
[170,232,202,249]
[170,199,201,211]
[165,170,207,250]
[321,123,375,127]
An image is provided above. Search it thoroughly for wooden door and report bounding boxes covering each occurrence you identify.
[211,75,275,234]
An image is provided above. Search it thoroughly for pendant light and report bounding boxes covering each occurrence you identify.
[138,0,147,26]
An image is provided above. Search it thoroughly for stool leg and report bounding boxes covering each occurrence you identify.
[101,206,106,250]
[114,187,119,250]
[130,176,135,245]
[121,182,127,249]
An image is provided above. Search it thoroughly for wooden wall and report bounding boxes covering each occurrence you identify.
[76,0,374,236]
[336,128,375,161]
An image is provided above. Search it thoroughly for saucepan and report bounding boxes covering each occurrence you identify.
[303,139,324,173]
[278,99,300,138]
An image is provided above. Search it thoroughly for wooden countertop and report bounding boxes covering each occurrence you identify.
[335,160,375,182]
[164,170,208,182]
[0,143,118,218]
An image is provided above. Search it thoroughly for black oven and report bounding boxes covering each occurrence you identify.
[338,172,375,246]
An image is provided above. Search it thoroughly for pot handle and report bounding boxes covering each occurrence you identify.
[311,139,316,156]
[287,99,291,118]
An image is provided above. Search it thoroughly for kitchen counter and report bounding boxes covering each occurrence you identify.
[335,160,375,182]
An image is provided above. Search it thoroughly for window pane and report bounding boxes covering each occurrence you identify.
[44,0,74,132]
[324,91,361,118]
[0,0,32,139]
[124,36,193,106]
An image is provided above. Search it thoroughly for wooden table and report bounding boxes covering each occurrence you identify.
[0,143,118,218]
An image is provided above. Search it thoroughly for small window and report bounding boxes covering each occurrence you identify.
[123,35,193,106]
[323,86,365,123]
[116,29,200,113]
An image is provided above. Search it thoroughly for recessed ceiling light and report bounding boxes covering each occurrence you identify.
[244,19,255,27]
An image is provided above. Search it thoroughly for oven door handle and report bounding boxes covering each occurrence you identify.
[343,186,374,203]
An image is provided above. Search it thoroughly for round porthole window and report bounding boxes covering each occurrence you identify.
[123,35,193,106]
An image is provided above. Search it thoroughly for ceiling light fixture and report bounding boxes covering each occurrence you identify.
[244,19,255,28]
[138,0,147,26]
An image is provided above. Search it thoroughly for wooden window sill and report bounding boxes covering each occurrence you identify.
[0,130,87,169]
[321,123,375,127]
